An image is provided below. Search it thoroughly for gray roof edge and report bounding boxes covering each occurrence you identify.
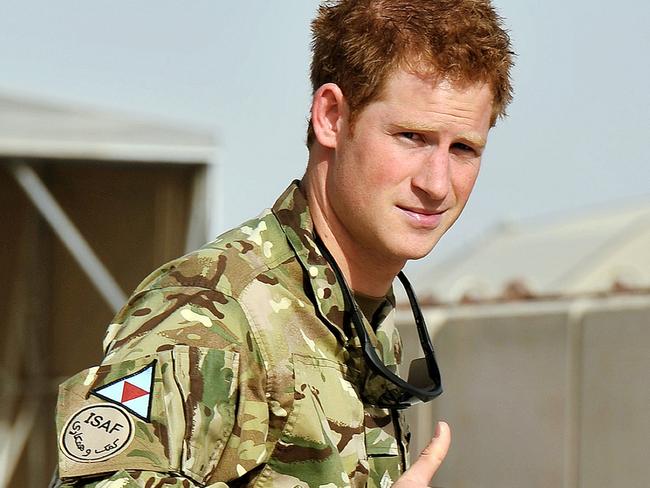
[0,90,216,140]
[0,139,217,164]
[0,91,218,163]
[395,291,650,323]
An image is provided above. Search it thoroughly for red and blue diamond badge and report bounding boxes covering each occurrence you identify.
[91,360,155,422]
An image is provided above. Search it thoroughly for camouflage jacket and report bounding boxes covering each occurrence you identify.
[55,181,410,488]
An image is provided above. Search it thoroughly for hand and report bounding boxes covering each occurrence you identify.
[392,421,450,487]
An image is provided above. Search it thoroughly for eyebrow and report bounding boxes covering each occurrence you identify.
[392,122,487,149]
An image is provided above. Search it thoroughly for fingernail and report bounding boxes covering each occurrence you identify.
[434,421,441,438]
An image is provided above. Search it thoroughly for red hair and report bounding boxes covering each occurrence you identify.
[308,0,514,145]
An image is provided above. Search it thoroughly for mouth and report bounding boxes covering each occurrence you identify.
[397,206,445,228]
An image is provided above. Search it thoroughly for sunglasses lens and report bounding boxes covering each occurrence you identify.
[407,357,435,389]
[361,357,441,409]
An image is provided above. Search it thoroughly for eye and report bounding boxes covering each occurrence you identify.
[399,132,424,143]
[451,142,478,155]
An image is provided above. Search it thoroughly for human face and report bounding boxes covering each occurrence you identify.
[326,68,494,268]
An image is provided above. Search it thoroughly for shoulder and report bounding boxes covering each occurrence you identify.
[134,209,294,298]
[102,209,300,359]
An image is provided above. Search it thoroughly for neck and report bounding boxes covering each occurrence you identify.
[302,151,404,297]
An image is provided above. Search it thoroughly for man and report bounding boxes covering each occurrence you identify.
[53,1,513,486]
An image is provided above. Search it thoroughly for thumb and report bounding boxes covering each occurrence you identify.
[394,421,451,487]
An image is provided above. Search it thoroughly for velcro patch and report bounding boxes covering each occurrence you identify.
[59,403,134,463]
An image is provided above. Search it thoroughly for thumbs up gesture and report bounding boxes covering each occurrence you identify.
[393,421,450,487]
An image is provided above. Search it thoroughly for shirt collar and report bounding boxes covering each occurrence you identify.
[272,180,397,364]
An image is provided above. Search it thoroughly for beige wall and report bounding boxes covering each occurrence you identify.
[398,295,650,488]
[1,160,198,486]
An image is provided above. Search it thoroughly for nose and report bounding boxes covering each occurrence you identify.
[411,147,451,201]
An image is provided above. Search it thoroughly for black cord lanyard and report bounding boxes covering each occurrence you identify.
[313,233,442,408]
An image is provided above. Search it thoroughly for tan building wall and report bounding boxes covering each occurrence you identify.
[1,161,199,486]
[398,294,650,488]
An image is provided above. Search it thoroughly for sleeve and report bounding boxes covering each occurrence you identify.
[54,285,271,486]
[57,470,228,487]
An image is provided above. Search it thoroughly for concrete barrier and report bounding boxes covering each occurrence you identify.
[397,293,650,488]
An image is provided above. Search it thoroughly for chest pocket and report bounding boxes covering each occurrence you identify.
[262,354,367,487]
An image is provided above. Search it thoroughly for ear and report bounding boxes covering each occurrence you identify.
[311,83,347,149]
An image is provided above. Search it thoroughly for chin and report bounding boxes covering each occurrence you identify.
[394,239,440,262]
[405,249,435,261]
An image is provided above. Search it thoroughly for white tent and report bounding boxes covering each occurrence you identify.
[417,202,650,303]
[0,93,214,163]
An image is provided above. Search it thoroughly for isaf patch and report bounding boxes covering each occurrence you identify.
[59,404,135,463]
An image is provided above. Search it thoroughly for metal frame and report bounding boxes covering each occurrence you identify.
[0,158,213,486]
[8,162,127,312]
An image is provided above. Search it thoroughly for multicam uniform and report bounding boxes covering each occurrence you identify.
[55,181,410,487]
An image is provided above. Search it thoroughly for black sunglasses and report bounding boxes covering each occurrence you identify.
[315,235,443,409]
